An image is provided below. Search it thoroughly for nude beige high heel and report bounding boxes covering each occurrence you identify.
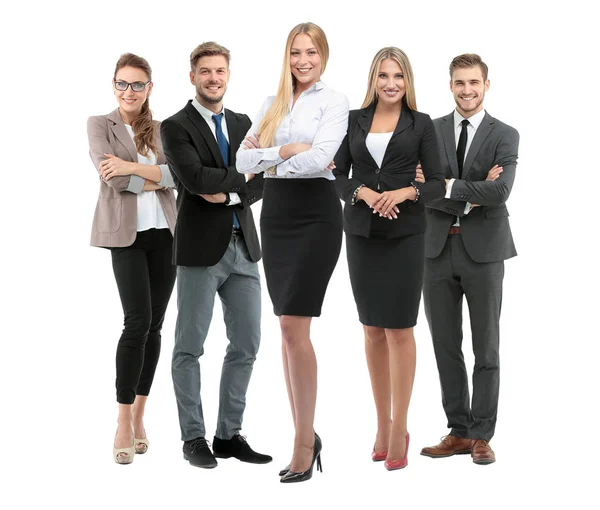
[114,435,135,464]
[134,437,149,454]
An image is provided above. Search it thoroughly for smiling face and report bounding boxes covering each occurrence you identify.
[289,33,322,91]
[190,55,230,111]
[113,66,152,118]
[450,66,490,118]
[376,58,405,106]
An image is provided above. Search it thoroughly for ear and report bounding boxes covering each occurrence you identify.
[189,70,195,86]
[484,79,490,92]
[147,82,154,97]
[449,79,454,92]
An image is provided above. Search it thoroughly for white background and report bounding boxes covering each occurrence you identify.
[2,0,598,508]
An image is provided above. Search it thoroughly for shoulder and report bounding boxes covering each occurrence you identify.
[489,114,519,138]
[161,107,187,129]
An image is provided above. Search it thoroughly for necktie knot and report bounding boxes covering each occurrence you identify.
[461,119,469,128]
[212,113,223,128]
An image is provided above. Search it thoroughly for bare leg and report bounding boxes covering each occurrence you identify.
[280,315,316,473]
[282,342,296,428]
[114,403,133,461]
[364,325,391,453]
[385,327,416,460]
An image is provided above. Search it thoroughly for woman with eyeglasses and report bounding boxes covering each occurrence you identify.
[87,53,177,465]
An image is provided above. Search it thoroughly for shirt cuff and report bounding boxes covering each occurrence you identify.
[126,175,145,194]
[257,146,284,171]
[464,202,472,215]
[157,164,174,188]
[227,192,241,205]
[445,178,456,199]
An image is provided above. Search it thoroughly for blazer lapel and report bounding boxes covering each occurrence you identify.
[224,109,240,164]
[184,101,225,167]
[463,112,495,179]
[441,112,459,178]
[356,105,379,169]
[107,109,138,162]
[380,105,413,167]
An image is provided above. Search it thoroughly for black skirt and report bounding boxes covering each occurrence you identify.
[260,178,342,317]
[346,233,424,329]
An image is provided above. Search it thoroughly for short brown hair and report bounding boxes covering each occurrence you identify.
[449,53,488,81]
[190,42,231,71]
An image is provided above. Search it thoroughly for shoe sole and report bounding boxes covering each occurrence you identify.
[473,458,496,465]
[420,450,472,458]
[213,452,272,464]
[183,454,217,469]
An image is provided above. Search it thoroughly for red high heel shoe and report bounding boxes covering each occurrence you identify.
[371,450,387,462]
[384,432,410,470]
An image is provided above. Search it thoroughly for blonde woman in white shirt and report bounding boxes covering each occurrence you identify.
[87,53,177,464]
[236,22,349,483]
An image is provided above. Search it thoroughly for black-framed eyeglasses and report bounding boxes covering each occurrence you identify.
[113,80,151,92]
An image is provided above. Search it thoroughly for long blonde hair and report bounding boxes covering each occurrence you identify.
[361,47,417,110]
[258,22,330,146]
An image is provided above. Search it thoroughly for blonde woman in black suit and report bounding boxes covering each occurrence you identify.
[333,47,445,471]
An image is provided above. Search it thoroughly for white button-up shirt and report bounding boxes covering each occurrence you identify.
[236,81,349,180]
[446,108,487,224]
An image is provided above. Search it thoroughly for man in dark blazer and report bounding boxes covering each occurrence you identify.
[419,54,519,465]
[160,42,271,469]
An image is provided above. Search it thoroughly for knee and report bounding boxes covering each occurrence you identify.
[364,326,386,345]
[121,311,151,342]
[385,328,414,347]
[280,316,309,348]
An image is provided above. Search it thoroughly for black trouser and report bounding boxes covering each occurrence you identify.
[110,228,176,404]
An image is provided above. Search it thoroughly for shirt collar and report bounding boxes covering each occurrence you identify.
[192,97,225,125]
[454,108,486,131]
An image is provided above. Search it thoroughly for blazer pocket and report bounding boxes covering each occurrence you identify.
[95,198,122,233]
[485,207,509,219]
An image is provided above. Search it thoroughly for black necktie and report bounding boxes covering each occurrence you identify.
[212,113,240,229]
[456,119,469,179]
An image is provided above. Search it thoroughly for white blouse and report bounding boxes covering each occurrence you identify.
[124,124,169,232]
[365,132,393,169]
[236,81,349,180]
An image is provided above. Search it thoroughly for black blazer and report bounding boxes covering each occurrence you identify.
[160,101,263,266]
[333,104,445,239]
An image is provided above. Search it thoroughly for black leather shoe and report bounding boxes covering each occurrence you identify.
[279,432,320,477]
[212,434,273,464]
[280,434,322,483]
[183,437,217,469]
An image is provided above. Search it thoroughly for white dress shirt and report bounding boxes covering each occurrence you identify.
[446,108,487,225]
[236,81,349,180]
[191,97,241,205]
[124,124,169,232]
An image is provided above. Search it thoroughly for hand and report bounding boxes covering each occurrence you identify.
[415,164,425,183]
[199,192,227,204]
[372,189,409,219]
[247,173,256,181]
[486,164,503,181]
[326,160,336,171]
[358,188,399,219]
[100,154,134,180]
[242,133,261,150]
[279,143,311,160]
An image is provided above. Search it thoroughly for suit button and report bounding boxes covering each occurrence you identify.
[375,169,380,174]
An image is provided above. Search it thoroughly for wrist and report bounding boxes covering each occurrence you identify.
[407,183,419,203]
[224,192,231,205]
[353,185,366,205]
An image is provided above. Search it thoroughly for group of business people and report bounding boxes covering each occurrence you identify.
[87,21,519,482]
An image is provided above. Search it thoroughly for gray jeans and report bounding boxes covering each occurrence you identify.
[172,235,261,441]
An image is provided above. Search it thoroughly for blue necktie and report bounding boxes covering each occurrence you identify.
[212,113,240,229]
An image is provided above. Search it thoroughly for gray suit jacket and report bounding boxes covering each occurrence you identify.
[87,109,177,247]
[425,111,519,263]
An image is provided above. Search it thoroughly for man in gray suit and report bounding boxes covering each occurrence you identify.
[418,54,519,465]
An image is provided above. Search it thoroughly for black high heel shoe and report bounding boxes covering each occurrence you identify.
[279,432,320,477]
[280,434,322,484]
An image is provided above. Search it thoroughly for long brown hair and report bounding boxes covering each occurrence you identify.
[113,53,157,157]
[362,47,417,110]
[258,22,329,147]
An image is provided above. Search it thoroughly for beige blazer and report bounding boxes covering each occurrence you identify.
[87,109,177,247]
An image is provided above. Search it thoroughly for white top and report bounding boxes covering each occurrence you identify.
[365,132,393,169]
[191,98,241,205]
[236,81,349,180]
[445,108,487,224]
[124,124,169,232]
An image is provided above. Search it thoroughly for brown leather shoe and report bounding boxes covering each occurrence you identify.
[420,435,475,458]
[471,439,495,465]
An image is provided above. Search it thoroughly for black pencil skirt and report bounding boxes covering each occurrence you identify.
[260,178,342,317]
[346,233,424,329]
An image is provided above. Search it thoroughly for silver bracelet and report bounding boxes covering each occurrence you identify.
[351,184,365,205]
[409,181,420,203]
